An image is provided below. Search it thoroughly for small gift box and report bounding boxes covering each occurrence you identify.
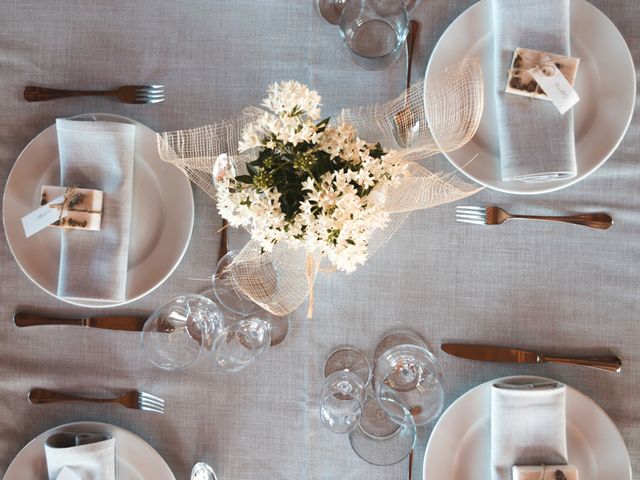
[40,185,103,231]
[505,47,580,100]
[512,464,578,480]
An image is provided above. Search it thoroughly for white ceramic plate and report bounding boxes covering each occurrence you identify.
[2,114,194,307]
[423,376,631,479]
[3,421,175,479]
[426,0,636,194]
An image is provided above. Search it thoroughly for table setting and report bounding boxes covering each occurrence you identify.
[0,0,638,479]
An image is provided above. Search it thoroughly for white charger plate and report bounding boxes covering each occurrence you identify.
[2,421,175,479]
[2,113,194,308]
[425,0,636,194]
[423,376,631,479]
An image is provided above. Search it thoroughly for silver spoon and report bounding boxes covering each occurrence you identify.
[191,462,218,480]
[394,20,420,148]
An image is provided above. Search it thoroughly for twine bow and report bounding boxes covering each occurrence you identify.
[48,187,79,223]
[511,53,561,80]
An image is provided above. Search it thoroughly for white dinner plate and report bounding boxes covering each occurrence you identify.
[3,421,175,479]
[423,376,631,479]
[2,113,194,308]
[425,0,636,194]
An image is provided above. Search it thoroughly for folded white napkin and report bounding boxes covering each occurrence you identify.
[491,384,568,480]
[492,0,577,182]
[45,432,116,480]
[56,119,135,303]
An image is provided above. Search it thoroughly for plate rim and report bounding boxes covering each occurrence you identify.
[422,375,632,479]
[425,0,636,195]
[2,420,176,480]
[1,113,195,308]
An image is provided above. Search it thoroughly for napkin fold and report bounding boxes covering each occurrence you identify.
[45,432,116,480]
[56,118,135,303]
[491,384,567,480]
[492,0,577,182]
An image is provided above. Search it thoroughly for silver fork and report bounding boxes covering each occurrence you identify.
[28,388,164,413]
[456,206,613,230]
[24,85,165,104]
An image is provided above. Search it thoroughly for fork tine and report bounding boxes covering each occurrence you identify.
[139,398,164,410]
[136,94,165,100]
[135,97,165,104]
[139,391,165,404]
[456,205,485,211]
[136,88,164,95]
[456,217,487,225]
[456,213,486,220]
[138,392,164,407]
[138,403,164,413]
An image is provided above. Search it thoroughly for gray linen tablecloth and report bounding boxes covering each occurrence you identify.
[0,1,638,479]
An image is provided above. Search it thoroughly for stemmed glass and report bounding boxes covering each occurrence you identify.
[320,371,366,433]
[210,249,289,347]
[211,317,271,372]
[141,295,225,371]
[373,331,444,426]
[320,348,370,433]
[348,391,417,466]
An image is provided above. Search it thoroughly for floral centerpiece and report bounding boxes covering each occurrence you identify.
[158,59,484,315]
[214,81,406,273]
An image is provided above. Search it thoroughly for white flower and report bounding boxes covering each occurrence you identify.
[215,81,407,273]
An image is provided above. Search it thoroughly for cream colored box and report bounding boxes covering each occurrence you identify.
[505,47,580,101]
[512,464,578,480]
[40,185,103,231]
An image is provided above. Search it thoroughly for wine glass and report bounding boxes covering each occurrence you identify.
[373,331,444,426]
[339,0,408,70]
[211,317,271,372]
[201,287,289,348]
[320,371,366,433]
[348,392,417,465]
[324,347,372,386]
[141,295,225,371]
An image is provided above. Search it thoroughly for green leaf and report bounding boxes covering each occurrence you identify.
[235,175,254,184]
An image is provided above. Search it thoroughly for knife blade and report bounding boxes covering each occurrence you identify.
[441,343,622,373]
[14,312,147,332]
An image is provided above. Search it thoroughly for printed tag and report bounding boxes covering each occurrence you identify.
[21,195,64,238]
[530,66,580,115]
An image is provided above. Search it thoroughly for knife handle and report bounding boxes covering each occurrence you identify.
[14,312,86,327]
[540,354,622,373]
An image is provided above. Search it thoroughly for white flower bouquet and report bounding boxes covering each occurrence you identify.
[158,59,484,315]
[214,81,406,273]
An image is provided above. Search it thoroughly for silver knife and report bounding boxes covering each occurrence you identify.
[14,312,147,332]
[441,343,622,373]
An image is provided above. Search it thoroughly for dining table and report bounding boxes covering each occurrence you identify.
[1,0,639,479]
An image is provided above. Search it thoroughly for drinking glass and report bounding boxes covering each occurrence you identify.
[324,347,372,386]
[348,392,416,465]
[320,371,366,433]
[373,331,444,426]
[339,0,408,70]
[317,0,419,25]
[141,295,225,371]
[211,317,271,372]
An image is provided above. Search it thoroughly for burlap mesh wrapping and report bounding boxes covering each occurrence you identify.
[157,59,484,316]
